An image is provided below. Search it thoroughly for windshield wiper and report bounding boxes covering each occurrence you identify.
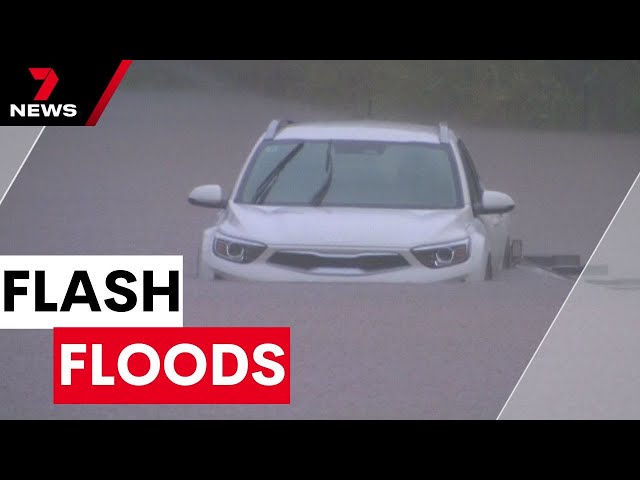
[252,143,304,204]
[309,142,334,206]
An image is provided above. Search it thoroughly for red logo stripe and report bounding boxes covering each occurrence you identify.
[29,67,59,101]
[85,60,133,127]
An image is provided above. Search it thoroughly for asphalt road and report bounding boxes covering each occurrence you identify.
[0,61,637,418]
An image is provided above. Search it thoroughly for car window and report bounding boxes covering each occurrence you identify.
[236,140,463,209]
[239,142,329,205]
[457,139,483,208]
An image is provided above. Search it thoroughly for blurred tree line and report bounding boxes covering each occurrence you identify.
[207,60,640,132]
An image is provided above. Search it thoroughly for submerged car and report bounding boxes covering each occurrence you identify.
[188,119,516,283]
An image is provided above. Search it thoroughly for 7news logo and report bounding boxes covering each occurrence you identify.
[9,67,77,118]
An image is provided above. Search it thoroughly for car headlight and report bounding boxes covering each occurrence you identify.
[213,233,267,264]
[411,238,470,268]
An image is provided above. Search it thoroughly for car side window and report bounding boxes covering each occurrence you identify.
[457,139,483,210]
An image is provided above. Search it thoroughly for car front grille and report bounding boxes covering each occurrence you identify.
[267,251,409,273]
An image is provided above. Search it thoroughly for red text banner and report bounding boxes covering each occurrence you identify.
[53,327,290,404]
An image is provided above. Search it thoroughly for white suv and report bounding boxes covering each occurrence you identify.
[189,119,515,283]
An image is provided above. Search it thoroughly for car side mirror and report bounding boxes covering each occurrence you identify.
[188,184,227,209]
[477,190,515,215]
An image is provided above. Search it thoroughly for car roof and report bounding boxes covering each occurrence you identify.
[273,120,449,144]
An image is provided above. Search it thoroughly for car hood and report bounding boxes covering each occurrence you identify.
[217,203,472,249]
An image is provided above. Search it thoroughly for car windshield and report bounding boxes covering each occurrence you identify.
[235,140,462,209]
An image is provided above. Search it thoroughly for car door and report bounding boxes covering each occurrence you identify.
[457,139,509,272]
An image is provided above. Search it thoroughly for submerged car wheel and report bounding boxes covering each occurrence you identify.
[503,237,512,269]
[485,255,493,281]
[196,247,215,282]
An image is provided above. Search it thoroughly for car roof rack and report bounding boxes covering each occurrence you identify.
[264,119,295,140]
[438,122,449,143]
